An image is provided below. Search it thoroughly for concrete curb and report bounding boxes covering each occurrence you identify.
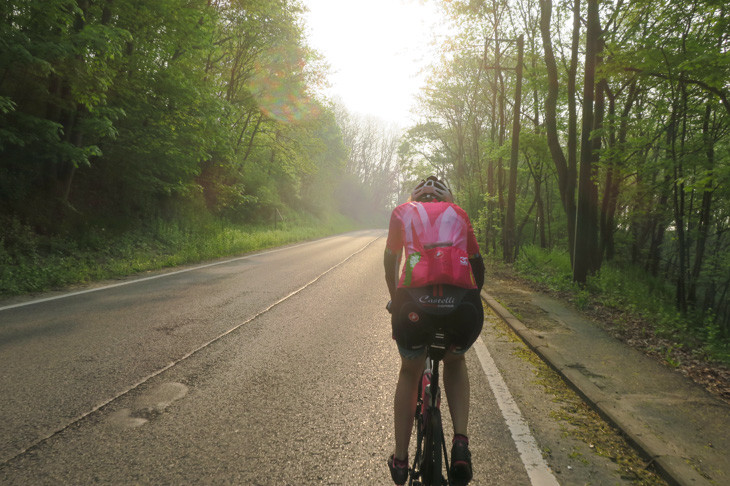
[481,289,703,486]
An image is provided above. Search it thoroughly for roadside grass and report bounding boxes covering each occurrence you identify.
[512,342,667,486]
[0,213,358,296]
[487,309,667,485]
[505,245,730,366]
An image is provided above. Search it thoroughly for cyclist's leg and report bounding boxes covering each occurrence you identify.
[393,349,426,460]
[444,351,474,485]
[443,289,483,437]
[390,289,429,462]
[443,290,482,484]
[442,351,470,436]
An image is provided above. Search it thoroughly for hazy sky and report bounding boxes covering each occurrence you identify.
[303,0,449,127]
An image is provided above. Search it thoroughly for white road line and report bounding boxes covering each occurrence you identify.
[1,237,380,466]
[473,336,560,486]
[0,235,344,313]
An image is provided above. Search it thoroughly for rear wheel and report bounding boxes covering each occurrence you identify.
[422,408,443,485]
[411,379,425,485]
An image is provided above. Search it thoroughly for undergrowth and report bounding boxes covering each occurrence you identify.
[508,245,730,365]
[0,213,357,296]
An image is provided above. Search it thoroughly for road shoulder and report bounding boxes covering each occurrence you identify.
[482,279,730,486]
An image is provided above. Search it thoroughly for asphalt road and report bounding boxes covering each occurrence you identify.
[0,230,645,485]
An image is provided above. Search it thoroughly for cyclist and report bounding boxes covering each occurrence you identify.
[385,176,484,485]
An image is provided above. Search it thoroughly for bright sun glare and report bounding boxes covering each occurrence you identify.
[303,0,449,128]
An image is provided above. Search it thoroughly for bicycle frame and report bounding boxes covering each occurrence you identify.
[409,326,452,486]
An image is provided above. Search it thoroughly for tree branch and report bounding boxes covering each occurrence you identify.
[624,67,730,116]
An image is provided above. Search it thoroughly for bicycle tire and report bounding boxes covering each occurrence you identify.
[410,377,425,486]
[411,411,424,486]
[430,409,443,485]
[421,408,443,486]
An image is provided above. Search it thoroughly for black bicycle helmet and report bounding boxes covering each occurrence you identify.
[411,176,453,203]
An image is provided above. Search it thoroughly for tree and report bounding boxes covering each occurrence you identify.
[334,104,399,222]
[504,35,524,262]
[0,0,129,229]
[538,0,578,260]
[572,0,601,283]
[1,0,356,233]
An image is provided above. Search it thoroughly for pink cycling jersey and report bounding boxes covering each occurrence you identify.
[386,201,480,289]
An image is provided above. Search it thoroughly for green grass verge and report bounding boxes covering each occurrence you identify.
[0,213,360,296]
[508,245,730,365]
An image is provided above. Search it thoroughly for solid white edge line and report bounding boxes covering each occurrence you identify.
[473,336,560,486]
[0,234,346,313]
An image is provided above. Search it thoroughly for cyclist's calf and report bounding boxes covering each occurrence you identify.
[442,353,470,437]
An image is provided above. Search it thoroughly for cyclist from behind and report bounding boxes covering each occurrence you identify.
[385,176,484,485]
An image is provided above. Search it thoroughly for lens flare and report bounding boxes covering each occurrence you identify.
[247,46,320,123]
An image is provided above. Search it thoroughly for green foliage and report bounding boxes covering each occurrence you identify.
[407,0,730,346]
[514,245,577,293]
[514,245,730,364]
[1,0,372,260]
[0,211,357,296]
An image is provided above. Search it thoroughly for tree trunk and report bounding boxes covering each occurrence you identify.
[590,51,605,272]
[497,66,506,248]
[573,0,601,283]
[703,224,726,312]
[526,154,548,249]
[673,84,688,313]
[688,100,715,307]
[599,90,617,263]
[566,0,580,256]
[539,0,577,258]
[647,171,672,277]
[486,35,499,255]
[601,83,638,262]
[504,35,524,263]
[56,0,93,208]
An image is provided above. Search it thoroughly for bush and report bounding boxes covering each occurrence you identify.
[513,245,730,364]
[0,213,357,296]
[514,245,577,294]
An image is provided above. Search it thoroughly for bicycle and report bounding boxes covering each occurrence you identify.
[409,323,452,486]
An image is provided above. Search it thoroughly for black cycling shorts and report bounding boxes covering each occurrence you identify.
[391,285,484,356]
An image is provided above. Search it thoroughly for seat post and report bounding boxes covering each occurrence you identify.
[427,325,447,409]
[429,326,448,362]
